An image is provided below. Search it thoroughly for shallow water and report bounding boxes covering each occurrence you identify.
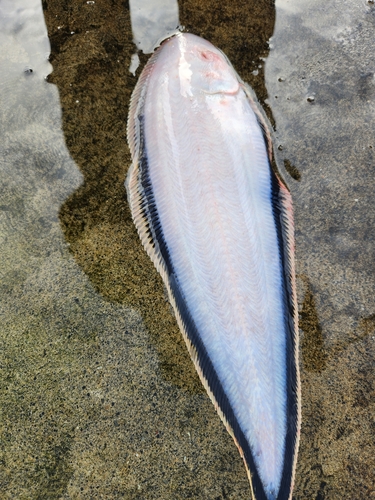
[0,0,374,499]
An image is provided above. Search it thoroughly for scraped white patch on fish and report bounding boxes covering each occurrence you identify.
[126,33,300,500]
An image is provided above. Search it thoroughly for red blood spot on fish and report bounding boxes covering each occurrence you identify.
[199,50,221,64]
[199,50,212,61]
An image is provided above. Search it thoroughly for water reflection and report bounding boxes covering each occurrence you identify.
[129,0,179,53]
[0,0,51,78]
[267,0,375,496]
[0,0,82,496]
[0,0,81,285]
[50,0,275,394]
[128,0,180,74]
[0,2,187,498]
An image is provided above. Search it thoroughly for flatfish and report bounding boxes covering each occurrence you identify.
[126,32,300,500]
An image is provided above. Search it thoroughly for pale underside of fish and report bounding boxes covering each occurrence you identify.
[126,32,301,500]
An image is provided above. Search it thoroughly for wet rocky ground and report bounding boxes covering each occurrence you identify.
[0,0,374,498]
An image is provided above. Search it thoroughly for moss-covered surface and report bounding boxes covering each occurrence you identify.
[1,0,374,498]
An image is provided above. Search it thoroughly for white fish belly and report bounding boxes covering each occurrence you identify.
[127,33,300,500]
[143,49,286,495]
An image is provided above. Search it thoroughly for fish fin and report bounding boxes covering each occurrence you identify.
[241,82,273,163]
[126,45,173,277]
[127,48,164,174]
[271,175,301,500]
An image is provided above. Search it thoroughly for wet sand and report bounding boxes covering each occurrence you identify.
[0,0,374,498]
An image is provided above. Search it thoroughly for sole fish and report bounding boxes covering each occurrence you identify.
[126,33,300,500]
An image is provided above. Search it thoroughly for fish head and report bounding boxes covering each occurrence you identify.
[171,33,240,97]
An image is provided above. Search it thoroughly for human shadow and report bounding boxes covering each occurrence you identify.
[43,0,276,390]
